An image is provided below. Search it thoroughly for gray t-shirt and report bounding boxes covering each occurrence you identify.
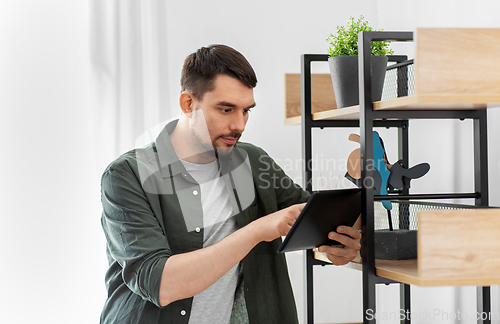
[180,159,244,324]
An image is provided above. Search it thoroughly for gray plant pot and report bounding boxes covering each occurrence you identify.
[328,55,388,109]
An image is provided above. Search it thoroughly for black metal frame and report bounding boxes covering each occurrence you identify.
[301,51,412,324]
[301,30,491,324]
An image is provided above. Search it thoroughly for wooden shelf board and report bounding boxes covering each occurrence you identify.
[285,73,337,125]
[376,259,500,287]
[285,29,500,124]
[310,96,495,121]
[314,253,500,287]
[415,29,500,100]
[313,105,360,120]
[284,115,302,125]
[375,96,491,110]
[287,95,498,123]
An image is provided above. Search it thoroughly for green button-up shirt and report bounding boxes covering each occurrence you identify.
[100,120,310,324]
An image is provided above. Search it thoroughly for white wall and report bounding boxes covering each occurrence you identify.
[1,0,499,323]
[0,1,106,323]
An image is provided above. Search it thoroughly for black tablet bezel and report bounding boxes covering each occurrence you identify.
[277,188,361,253]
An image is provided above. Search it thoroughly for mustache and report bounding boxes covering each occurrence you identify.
[219,132,242,139]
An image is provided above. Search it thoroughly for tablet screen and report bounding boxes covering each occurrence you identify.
[277,188,361,253]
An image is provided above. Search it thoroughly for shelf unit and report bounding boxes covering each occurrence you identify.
[298,29,498,324]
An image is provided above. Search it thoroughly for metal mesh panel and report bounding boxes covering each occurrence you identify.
[381,69,398,101]
[381,60,415,101]
[406,64,415,96]
[374,201,474,231]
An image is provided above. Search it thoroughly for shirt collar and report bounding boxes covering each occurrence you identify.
[155,119,186,178]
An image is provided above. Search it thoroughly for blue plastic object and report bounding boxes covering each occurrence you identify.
[372,131,392,210]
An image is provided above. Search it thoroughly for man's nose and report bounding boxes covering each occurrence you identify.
[229,112,246,134]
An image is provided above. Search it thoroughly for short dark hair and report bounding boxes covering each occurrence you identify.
[180,44,257,99]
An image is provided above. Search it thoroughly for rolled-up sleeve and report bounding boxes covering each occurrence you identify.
[101,162,171,308]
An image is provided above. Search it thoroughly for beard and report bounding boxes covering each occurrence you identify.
[189,108,242,159]
[212,131,242,158]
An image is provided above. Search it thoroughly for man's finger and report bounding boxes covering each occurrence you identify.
[328,231,352,247]
[319,245,353,258]
[318,245,356,265]
[336,226,362,240]
[297,202,306,212]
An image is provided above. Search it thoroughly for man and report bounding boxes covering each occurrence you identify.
[100,44,361,324]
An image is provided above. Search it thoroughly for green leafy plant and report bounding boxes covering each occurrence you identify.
[327,16,394,57]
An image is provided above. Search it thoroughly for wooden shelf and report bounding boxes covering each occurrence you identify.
[310,96,494,121]
[315,208,500,287]
[377,259,500,287]
[286,93,498,124]
[299,28,500,322]
[315,256,500,287]
[312,105,361,121]
[285,73,336,124]
[285,28,500,124]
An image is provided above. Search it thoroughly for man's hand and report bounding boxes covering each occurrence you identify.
[251,203,306,242]
[318,226,362,266]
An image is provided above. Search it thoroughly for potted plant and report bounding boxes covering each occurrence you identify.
[326,16,393,108]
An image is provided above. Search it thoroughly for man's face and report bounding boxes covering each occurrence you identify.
[189,74,255,156]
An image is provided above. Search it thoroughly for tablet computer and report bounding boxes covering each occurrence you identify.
[277,188,361,253]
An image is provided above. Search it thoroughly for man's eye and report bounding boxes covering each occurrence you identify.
[243,109,252,114]
[221,109,232,113]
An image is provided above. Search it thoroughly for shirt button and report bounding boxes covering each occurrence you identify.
[180,310,186,316]
[195,227,201,233]
[193,190,198,196]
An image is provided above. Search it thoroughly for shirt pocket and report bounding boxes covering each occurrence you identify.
[159,193,203,254]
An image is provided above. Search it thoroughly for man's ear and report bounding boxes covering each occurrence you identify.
[179,91,195,117]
